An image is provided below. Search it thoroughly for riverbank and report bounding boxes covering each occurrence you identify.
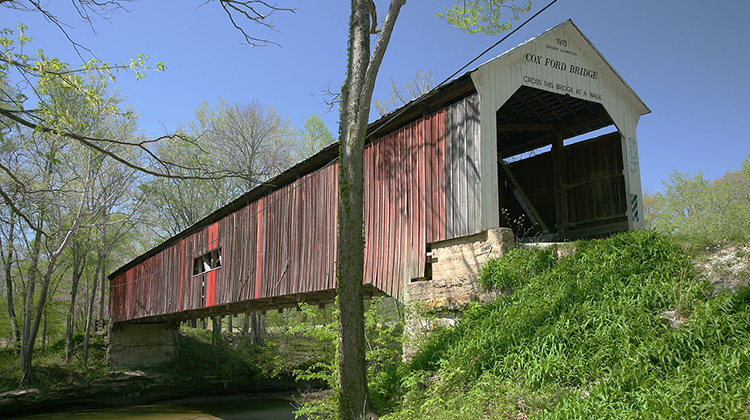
[0,368,312,417]
[0,323,329,418]
[3,391,301,420]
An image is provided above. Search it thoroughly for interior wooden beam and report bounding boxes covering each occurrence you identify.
[497,106,612,158]
[498,160,549,232]
[555,108,611,134]
[497,123,554,132]
[552,131,569,232]
[530,89,562,121]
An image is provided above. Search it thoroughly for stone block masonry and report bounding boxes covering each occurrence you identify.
[108,323,178,368]
[403,228,514,358]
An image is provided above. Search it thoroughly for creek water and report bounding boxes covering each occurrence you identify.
[4,394,297,420]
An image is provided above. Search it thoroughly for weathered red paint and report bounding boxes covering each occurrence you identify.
[255,197,263,299]
[206,223,218,306]
[178,240,185,311]
[109,95,483,323]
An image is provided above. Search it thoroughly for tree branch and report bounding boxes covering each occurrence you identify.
[0,107,237,180]
[200,0,296,47]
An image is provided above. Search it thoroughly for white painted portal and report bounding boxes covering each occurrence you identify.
[471,20,650,230]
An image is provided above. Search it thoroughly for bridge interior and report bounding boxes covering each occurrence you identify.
[495,86,627,240]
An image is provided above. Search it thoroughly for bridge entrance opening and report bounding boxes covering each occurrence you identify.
[496,86,627,241]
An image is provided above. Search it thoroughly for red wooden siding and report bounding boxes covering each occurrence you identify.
[110,94,482,323]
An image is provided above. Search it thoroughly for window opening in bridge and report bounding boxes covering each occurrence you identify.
[193,248,221,276]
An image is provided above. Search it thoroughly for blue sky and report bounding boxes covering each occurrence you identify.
[3,1,749,192]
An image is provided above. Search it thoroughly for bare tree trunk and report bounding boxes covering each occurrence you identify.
[65,242,87,363]
[83,244,105,368]
[65,269,82,362]
[3,257,21,356]
[211,316,222,352]
[1,213,21,355]
[249,312,263,346]
[41,307,47,351]
[20,193,82,384]
[20,228,43,385]
[336,2,404,418]
[98,267,106,321]
[212,316,222,334]
[242,314,249,335]
[227,315,233,333]
[82,276,98,368]
[21,251,63,385]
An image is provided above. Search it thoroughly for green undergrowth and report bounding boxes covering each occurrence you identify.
[290,297,404,420]
[0,333,109,392]
[156,327,288,385]
[379,230,750,419]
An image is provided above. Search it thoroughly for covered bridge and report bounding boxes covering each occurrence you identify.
[109,20,649,334]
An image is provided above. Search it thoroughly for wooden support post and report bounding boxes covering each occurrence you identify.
[498,158,549,232]
[552,131,569,234]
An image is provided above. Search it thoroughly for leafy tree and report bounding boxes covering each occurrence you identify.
[139,99,300,240]
[647,158,750,243]
[0,28,145,382]
[138,134,224,240]
[299,113,334,159]
[438,0,532,34]
[191,99,299,190]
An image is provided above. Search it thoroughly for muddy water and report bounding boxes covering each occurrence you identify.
[5,394,297,420]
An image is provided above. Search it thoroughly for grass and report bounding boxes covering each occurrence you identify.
[2,230,746,418]
[377,230,750,419]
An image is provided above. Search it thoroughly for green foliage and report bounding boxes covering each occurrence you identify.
[299,113,334,159]
[278,303,338,420]
[438,0,531,35]
[0,334,109,392]
[290,298,404,419]
[648,161,750,244]
[1,25,163,130]
[365,298,404,414]
[381,230,750,419]
[158,327,284,383]
[478,245,557,291]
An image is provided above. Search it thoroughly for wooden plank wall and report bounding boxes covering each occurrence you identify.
[564,132,626,226]
[365,109,446,299]
[445,94,482,238]
[498,132,626,235]
[110,94,483,323]
[111,165,340,323]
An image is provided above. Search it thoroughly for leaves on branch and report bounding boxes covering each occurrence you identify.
[438,0,532,35]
